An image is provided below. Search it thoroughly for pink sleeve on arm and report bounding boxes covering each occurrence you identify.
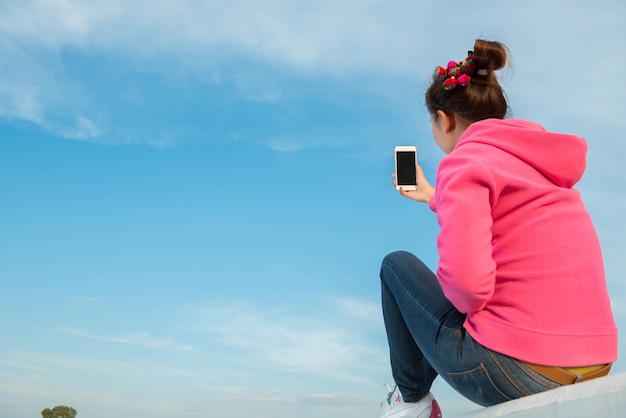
[434,155,497,313]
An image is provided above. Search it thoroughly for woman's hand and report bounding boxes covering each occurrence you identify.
[392,163,435,204]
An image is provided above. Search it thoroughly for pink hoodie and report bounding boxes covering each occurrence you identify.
[429,118,617,366]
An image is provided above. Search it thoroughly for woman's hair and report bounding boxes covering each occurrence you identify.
[425,39,509,124]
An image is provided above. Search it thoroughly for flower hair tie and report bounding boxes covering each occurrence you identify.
[435,51,488,91]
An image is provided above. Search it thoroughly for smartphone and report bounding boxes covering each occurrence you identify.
[394,146,417,190]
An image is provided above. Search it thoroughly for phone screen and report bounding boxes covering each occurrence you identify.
[396,151,417,186]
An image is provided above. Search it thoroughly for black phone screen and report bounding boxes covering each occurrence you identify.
[396,151,417,186]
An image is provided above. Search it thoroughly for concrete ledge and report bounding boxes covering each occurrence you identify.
[454,371,626,417]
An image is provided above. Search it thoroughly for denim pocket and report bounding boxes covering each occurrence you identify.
[447,363,513,406]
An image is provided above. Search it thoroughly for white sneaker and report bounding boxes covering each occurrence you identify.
[380,384,442,418]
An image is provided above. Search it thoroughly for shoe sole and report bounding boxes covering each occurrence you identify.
[382,398,443,418]
[430,398,442,418]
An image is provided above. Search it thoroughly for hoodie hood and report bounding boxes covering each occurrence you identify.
[456,119,587,188]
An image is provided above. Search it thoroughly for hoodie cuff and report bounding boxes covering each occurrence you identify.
[429,192,437,213]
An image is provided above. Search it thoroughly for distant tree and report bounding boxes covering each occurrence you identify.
[41,405,77,418]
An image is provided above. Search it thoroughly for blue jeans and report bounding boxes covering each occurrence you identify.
[380,251,562,407]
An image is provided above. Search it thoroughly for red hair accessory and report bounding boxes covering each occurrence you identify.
[435,66,447,80]
[442,77,457,90]
[435,51,484,91]
[457,74,471,86]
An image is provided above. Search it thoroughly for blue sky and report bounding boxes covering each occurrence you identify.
[1,1,625,417]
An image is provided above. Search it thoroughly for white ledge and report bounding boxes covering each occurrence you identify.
[454,371,626,417]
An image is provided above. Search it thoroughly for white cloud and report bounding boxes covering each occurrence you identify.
[297,393,367,406]
[1,0,625,149]
[223,387,289,404]
[0,0,431,145]
[0,0,429,74]
[60,328,196,352]
[334,297,382,323]
[208,385,368,408]
[0,84,43,123]
[49,115,101,140]
[188,298,388,385]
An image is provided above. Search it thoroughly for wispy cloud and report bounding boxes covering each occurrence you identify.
[188,298,387,385]
[2,1,624,150]
[297,393,368,406]
[0,0,431,74]
[209,385,368,408]
[0,351,203,418]
[60,328,196,352]
[223,387,289,404]
[333,297,382,322]
[1,0,428,146]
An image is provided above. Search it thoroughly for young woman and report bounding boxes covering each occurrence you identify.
[379,39,617,418]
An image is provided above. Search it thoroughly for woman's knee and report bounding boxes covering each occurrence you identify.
[380,251,438,291]
[381,250,416,268]
[380,251,419,283]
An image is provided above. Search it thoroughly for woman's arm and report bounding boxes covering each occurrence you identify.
[434,155,497,313]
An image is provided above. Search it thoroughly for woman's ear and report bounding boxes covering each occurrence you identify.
[437,110,456,133]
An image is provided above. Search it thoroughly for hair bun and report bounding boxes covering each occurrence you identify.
[425,39,509,123]
[472,39,508,72]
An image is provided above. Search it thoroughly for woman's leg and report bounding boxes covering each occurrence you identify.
[381,250,464,401]
[380,251,561,407]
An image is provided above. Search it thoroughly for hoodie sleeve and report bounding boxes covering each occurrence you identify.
[433,153,497,314]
